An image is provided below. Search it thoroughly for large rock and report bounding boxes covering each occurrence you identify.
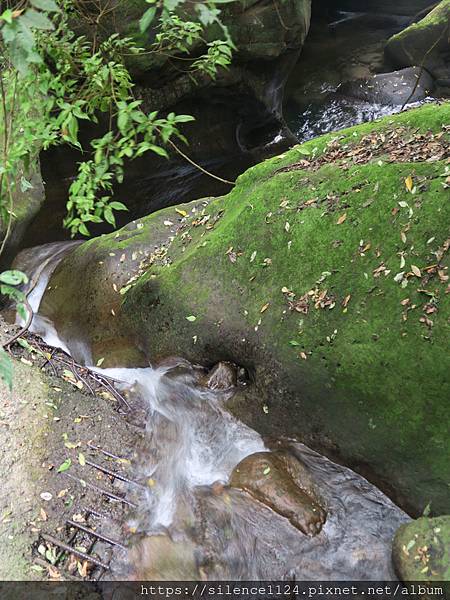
[339,67,434,105]
[385,1,450,81]
[392,516,450,582]
[37,103,450,515]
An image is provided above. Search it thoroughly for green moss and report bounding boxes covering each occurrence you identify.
[390,0,450,41]
[393,516,450,582]
[126,103,450,513]
[385,1,450,69]
[43,103,450,514]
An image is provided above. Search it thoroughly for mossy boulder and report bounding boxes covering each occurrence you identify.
[39,103,450,515]
[392,516,450,582]
[0,158,45,269]
[385,1,450,80]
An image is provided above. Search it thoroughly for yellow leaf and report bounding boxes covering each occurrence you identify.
[336,213,347,225]
[405,176,413,192]
[176,209,187,217]
[411,265,422,278]
[260,303,270,313]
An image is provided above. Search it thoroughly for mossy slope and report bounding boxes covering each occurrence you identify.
[42,103,450,515]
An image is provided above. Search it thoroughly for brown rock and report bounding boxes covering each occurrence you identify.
[128,534,198,581]
[230,450,326,536]
[202,361,237,391]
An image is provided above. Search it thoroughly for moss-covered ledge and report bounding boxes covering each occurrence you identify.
[40,103,450,515]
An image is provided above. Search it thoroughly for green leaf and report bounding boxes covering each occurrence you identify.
[0,270,28,286]
[0,9,14,24]
[139,6,157,33]
[186,315,197,322]
[16,302,30,322]
[109,201,128,211]
[21,8,54,30]
[20,176,34,192]
[0,349,13,391]
[78,222,90,237]
[289,340,300,347]
[30,0,60,12]
[173,114,195,123]
[422,501,431,517]
[104,207,116,226]
[57,458,72,473]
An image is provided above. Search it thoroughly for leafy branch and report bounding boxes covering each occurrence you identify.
[0,0,235,387]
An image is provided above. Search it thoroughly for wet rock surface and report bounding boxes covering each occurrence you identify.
[128,534,198,580]
[339,67,434,105]
[284,10,414,141]
[229,450,326,536]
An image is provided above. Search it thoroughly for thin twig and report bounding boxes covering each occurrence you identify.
[166,137,235,186]
[401,22,449,111]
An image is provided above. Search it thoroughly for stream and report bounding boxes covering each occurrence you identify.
[14,242,410,581]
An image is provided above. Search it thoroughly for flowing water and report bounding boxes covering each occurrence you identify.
[285,95,428,143]
[13,242,410,581]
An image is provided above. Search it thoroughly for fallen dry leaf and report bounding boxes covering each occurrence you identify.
[411,265,422,278]
[342,294,351,308]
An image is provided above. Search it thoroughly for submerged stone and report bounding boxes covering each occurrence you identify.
[230,450,327,536]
